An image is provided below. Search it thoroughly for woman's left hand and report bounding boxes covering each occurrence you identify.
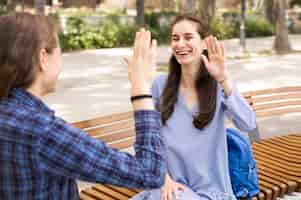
[201,35,228,83]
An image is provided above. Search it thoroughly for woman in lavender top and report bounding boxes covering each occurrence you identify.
[131,15,256,200]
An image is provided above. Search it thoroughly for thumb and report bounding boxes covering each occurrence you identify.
[201,54,210,70]
[123,57,131,66]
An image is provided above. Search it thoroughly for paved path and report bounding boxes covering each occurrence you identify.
[44,35,301,122]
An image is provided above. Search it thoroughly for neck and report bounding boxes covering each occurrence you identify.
[26,82,45,99]
[180,62,200,88]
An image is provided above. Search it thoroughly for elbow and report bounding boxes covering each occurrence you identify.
[239,110,257,132]
[144,162,166,188]
[247,111,257,132]
[155,168,166,187]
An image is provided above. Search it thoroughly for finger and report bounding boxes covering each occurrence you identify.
[173,188,179,200]
[220,42,225,57]
[204,37,212,56]
[167,188,172,200]
[214,37,222,55]
[210,36,218,54]
[142,30,151,58]
[137,30,144,58]
[133,31,140,58]
[208,36,215,57]
[123,57,130,66]
[161,190,166,200]
[164,189,169,200]
[201,54,210,70]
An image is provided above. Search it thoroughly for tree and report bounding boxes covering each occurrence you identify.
[6,0,17,12]
[35,0,46,14]
[181,0,196,14]
[274,0,291,53]
[197,0,216,31]
[136,0,144,27]
[264,0,274,23]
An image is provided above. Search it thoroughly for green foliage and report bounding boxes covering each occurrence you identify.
[245,16,274,37]
[215,10,274,39]
[59,16,139,51]
[290,0,301,7]
[144,11,176,43]
[0,7,8,16]
[210,17,238,40]
[59,10,274,51]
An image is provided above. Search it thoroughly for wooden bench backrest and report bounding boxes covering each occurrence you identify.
[72,111,135,150]
[243,86,301,118]
[72,86,301,150]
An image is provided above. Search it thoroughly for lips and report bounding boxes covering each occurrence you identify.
[175,50,192,56]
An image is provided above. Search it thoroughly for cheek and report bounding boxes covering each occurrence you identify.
[170,43,177,54]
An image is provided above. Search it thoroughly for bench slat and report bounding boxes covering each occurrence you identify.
[73,112,133,129]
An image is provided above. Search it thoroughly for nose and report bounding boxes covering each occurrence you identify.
[176,37,185,47]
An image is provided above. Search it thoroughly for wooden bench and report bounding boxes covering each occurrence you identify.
[75,86,301,200]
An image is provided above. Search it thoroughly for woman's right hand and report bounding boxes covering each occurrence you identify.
[125,28,157,96]
[161,174,186,200]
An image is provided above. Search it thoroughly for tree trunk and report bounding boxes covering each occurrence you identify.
[197,0,216,32]
[136,0,144,27]
[7,0,17,12]
[181,0,196,14]
[274,0,291,54]
[264,0,275,23]
[160,0,175,10]
[35,0,46,14]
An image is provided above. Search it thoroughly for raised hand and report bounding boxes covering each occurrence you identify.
[201,36,228,83]
[124,28,157,96]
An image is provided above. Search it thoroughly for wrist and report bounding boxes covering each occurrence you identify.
[220,78,233,97]
[130,94,152,103]
[131,85,151,96]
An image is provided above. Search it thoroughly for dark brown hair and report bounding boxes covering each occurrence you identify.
[0,12,58,99]
[158,15,217,129]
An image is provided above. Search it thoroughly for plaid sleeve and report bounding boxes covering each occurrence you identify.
[36,110,166,189]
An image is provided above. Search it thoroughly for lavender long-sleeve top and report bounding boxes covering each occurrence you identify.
[151,74,256,200]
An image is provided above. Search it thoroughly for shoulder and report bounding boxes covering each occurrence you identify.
[0,99,55,133]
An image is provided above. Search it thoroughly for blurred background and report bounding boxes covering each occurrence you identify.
[0,0,299,54]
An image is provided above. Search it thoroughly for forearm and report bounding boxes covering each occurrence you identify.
[37,113,165,189]
[222,86,257,132]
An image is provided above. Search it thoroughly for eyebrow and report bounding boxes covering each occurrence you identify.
[171,33,194,37]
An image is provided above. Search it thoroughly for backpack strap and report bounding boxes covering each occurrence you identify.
[247,123,261,144]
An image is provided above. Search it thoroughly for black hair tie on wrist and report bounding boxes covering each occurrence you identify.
[130,94,152,102]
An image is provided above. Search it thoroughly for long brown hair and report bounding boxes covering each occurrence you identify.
[0,13,58,99]
[158,15,217,129]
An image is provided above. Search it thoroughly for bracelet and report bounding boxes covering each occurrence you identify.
[130,94,152,102]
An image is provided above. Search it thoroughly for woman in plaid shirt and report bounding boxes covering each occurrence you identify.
[0,13,166,199]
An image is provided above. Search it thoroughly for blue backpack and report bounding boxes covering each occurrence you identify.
[226,128,260,199]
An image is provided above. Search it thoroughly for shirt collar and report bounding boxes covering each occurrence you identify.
[9,88,53,114]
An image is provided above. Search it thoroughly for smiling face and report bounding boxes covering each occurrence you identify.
[171,20,204,66]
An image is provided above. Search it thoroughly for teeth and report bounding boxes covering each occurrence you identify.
[176,51,189,55]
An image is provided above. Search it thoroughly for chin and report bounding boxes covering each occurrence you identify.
[178,59,193,65]
[175,57,194,65]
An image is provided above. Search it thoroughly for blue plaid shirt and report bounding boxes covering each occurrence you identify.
[0,88,166,200]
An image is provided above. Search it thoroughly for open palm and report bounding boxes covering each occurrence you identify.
[201,36,228,82]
